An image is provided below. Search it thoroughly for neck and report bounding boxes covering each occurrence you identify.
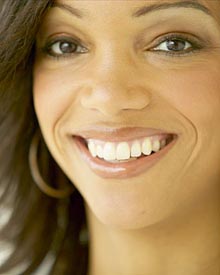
[86,195,220,275]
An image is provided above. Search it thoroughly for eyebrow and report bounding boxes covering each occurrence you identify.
[132,1,212,18]
[52,3,84,18]
[52,0,213,19]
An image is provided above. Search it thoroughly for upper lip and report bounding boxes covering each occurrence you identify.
[72,126,178,142]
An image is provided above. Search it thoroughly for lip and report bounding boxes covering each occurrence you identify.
[71,127,178,179]
[71,126,176,142]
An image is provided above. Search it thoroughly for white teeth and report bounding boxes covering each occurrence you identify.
[103,142,116,161]
[116,142,130,160]
[131,141,142,157]
[87,135,170,161]
[88,141,96,157]
[152,140,160,152]
[108,157,137,163]
[97,145,104,158]
[142,138,152,155]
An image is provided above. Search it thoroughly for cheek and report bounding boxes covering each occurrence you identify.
[162,65,220,185]
[32,69,74,132]
[163,67,220,127]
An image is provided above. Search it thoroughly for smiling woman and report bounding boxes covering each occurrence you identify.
[1,0,220,274]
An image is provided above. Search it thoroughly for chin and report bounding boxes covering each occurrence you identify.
[86,195,171,231]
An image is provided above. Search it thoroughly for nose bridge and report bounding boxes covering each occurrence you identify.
[97,39,129,70]
[80,42,151,116]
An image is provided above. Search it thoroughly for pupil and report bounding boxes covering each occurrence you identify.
[167,39,185,51]
[60,42,76,53]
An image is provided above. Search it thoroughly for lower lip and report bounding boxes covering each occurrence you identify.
[73,135,178,179]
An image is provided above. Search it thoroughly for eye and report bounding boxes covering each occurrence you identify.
[150,34,202,56]
[44,37,88,58]
[155,38,192,52]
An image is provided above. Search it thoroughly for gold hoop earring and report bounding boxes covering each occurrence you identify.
[29,131,75,199]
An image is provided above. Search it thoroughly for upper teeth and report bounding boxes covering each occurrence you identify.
[87,135,169,161]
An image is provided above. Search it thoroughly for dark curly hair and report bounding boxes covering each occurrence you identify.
[0,1,88,274]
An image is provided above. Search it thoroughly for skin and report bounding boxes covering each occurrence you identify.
[33,0,220,274]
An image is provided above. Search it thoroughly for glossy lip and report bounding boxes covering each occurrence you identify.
[72,127,178,179]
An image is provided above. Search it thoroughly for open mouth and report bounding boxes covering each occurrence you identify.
[75,134,175,162]
[72,133,178,179]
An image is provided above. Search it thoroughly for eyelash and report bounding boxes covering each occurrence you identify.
[149,33,203,57]
[41,33,203,60]
[41,36,88,60]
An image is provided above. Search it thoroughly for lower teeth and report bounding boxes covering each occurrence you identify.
[106,157,138,163]
[98,152,155,163]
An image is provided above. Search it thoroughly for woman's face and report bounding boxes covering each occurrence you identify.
[33,0,220,229]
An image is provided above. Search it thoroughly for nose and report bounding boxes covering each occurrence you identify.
[80,60,151,117]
